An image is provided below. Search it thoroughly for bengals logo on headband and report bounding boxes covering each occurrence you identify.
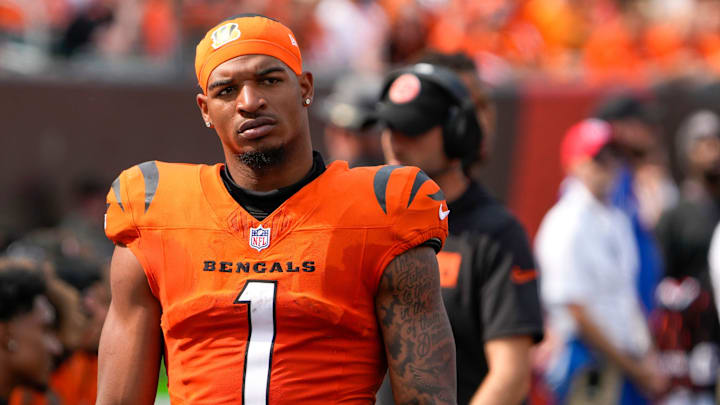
[211,23,241,49]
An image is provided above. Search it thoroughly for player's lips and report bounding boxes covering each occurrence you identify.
[238,117,277,139]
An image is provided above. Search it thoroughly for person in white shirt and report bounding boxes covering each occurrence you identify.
[535,118,667,404]
[708,225,720,319]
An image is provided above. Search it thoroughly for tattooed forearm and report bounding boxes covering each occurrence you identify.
[376,246,457,405]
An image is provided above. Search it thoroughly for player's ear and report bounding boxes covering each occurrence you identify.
[297,72,314,106]
[196,93,211,127]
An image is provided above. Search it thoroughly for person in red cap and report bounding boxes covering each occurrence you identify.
[96,14,456,405]
[535,119,667,404]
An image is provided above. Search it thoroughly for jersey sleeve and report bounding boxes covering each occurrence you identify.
[367,166,449,290]
[104,168,140,246]
[480,220,544,343]
[104,161,162,246]
[104,162,163,297]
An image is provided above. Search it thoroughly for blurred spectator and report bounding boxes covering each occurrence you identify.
[46,256,107,405]
[321,73,384,167]
[270,0,325,71]
[594,92,676,314]
[6,254,100,405]
[0,258,62,405]
[415,50,496,174]
[674,110,720,199]
[310,0,388,73]
[4,232,89,354]
[709,206,720,342]
[55,1,114,58]
[582,2,646,85]
[0,1,24,36]
[383,0,429,65]
[594,92,659,175]
[692,0,720,76]
[53,256,108,357]
[7,228,86,268]
[654,109,720,405]
[58,176,114,261]
[140,0,177,59]
[536,119,667,404]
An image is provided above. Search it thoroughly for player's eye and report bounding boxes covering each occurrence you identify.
[218,86,235,96]
[260,77,281,85]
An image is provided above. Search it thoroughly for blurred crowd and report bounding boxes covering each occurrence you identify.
[326,65,720,403]
[0,177,111,405]
[532,96,720,405]
[322,51,720,403]
[2,0,720,84]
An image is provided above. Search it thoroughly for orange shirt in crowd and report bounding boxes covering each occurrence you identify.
[0,1,23,33]
[9,351,98,405]
[696,32,720,74]
[141,0,176,58]
[583,16,645,84]
[643,22,686,76]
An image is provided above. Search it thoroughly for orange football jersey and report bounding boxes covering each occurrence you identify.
[104,160,448,404]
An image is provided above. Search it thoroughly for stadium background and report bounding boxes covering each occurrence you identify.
[1,0,720,403]
[2,78,719,239]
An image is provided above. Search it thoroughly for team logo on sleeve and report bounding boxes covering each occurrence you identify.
[249,225,271,252]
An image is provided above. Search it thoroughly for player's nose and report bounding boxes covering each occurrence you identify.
[236,84,266,114]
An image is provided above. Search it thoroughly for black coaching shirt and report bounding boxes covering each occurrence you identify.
[441,181,543,404]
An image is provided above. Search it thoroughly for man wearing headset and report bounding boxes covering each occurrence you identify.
[377,62,543,405]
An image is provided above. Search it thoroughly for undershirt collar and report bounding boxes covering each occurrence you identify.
[221,151,326,221]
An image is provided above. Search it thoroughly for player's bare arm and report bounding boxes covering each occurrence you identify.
[376,245,457,405]
[469,336,533,405]
[97,246,162,405]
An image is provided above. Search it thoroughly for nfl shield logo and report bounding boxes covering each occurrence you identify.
[249,225,271,252]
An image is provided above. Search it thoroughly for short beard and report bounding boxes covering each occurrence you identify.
[236,147,285,170]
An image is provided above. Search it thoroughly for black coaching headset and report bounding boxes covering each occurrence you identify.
[379,63,483,166]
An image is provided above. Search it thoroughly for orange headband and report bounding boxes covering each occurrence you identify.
[195,15,303,94]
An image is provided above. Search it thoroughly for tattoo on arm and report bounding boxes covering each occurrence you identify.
[376,246,457,405]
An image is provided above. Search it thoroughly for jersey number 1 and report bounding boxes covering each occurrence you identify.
[234,280,277,405]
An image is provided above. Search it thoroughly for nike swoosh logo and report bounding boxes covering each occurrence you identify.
[511,267,538,284]
[439,205,450,220]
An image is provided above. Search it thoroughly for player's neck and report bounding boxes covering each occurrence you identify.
[225,143,314,192]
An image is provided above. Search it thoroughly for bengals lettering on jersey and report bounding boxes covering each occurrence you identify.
[105,160,448,404]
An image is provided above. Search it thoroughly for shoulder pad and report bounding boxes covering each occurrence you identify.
[371,165,446,216]
[105,161,161,245]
